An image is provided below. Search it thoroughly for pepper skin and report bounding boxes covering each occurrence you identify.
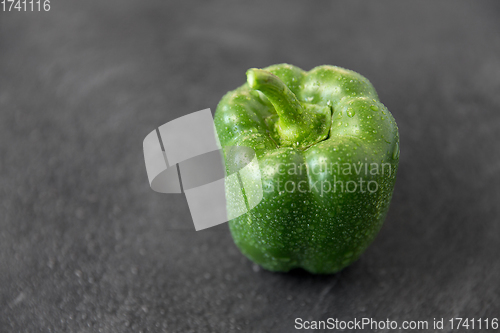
[214,64,399,274]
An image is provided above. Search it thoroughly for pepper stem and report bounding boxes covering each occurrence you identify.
[246,69,305,124]
[246,68,331,148]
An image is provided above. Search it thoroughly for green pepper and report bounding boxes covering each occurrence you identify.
[214,64,399,274]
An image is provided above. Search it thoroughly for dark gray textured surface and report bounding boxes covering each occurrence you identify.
[1,1,500,332]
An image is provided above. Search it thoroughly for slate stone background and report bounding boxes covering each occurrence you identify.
[1,1,500,332]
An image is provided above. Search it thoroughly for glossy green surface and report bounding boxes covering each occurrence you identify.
[214,64,399,274]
